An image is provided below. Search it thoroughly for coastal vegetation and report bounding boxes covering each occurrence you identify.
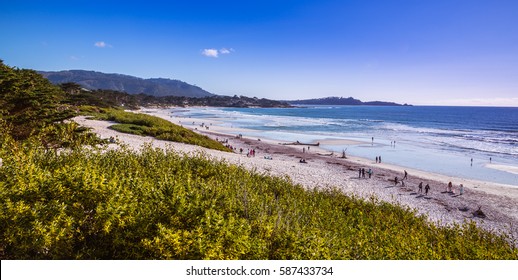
[0,61,75,141]
[63,86,291,108]
[89,108,231,152]
[1,137,517,259]
[1,60,517,259]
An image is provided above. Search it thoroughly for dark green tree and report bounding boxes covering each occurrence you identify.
[59,82,82,95]
[0,60,75,140]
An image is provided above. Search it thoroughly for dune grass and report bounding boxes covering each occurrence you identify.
[87,107,231,152]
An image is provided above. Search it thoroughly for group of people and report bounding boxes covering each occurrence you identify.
[216,137,237,151]
[393,170,408,186]
[416,181,465,196]
[245,148,256,157]
[394,170,430,196]
[417,182,431,195]
[446,181,465,195]
[358,167,373,179]
[375,156,382,163]
[398,170,465,197]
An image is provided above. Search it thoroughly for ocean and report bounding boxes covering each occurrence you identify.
[170,105,518,186]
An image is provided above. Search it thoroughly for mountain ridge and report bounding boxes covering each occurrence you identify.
[39,70,215,98]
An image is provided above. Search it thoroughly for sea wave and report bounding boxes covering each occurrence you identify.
[177,107,518,157]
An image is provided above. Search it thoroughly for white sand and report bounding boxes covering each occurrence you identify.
[73,113,518,242]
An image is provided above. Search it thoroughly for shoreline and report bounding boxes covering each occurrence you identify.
[74,109,518,242]
[158,106,518,186]
[140,107,518,192]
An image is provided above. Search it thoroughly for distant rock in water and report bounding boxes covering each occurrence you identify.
[39,70,215,98]
[288,96,410,106]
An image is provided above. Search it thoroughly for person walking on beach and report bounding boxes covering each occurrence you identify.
[425,184,430,195]
[379,156,382,163]
[362,168,366,178]
[447,182,453,193]
[368,168,372,178]
[359,168,362,178]
[394,176,398,186]
[403,170,408,180]
[418,182,423,193]
[459,184,464,195]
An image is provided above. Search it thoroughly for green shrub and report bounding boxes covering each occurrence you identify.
[90,108,231,152]
[1,136,516,260]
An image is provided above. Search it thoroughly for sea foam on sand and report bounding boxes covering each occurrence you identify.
[487,164,518,175]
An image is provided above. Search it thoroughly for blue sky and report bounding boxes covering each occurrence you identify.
[1,0,518,106]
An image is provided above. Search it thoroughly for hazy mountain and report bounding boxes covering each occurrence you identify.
[39,70,215,98]
[288,96,410,106]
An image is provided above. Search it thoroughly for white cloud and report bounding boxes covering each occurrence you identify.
[220,48,234,54]
[94,41,112,48]
[202,48,219,58]
[202,47,234,58]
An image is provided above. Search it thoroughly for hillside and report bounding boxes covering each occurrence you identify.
[39,70,215,98]
[289,96,410,106]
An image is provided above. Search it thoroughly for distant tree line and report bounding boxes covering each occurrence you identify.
[288,96,410,106]
[61,83,292,108]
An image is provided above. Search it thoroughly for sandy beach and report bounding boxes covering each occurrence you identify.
[74,109,518,243]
